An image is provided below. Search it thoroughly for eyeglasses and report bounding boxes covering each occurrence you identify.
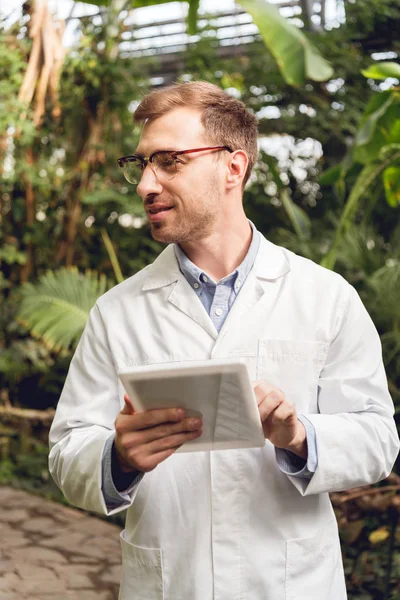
[117,146,233,185]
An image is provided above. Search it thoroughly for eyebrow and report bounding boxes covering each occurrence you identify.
[133,148,175,158]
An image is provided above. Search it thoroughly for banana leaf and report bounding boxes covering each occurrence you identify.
[76,0,333,86]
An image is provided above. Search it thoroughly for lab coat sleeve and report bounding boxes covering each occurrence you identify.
[289,284,399,496]
[48,303,141,516]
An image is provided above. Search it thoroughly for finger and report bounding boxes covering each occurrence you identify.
[146,429,202,455]
[254,381,285,404]
[254,382,284,405]
[258,393,282,423]
[120,417,202,449]
[135,444,182,473]
[132,407,186,431]
[270,402,296,426]
[124,394,136,414]
[136,447,179,473]
[120,394,135,415]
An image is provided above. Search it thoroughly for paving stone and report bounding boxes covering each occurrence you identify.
[99,564,121,584]
[0,509,29,523]
[0,486,122,600]
[0,559,13,574]
[68,573,96,589]
[10,546,67,564]
[32,592,116,600]
[0,488,15,502]
[6,494,41,509]
[69,592,115,600]
[0,572,20,592]
[52,564,100,578]
[105,553,121,565]
[69,556,100,564]
[72,543,115,560]
[53,505,87,521]
[21,517,57,533]
[0,524,14,537]
[69,518,120,537]
[15,564,59,582]
[1,534,29,549]
[18,577,66,595]
[41,531,88,551]
[89,535,121,554]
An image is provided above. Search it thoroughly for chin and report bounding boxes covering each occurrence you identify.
[150,223,180,244]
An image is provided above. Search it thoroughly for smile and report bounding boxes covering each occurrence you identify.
[147,206,175,222]
[148,207,174,214]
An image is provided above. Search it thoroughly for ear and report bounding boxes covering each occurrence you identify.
[225,150,248,190]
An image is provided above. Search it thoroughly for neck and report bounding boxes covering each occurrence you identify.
[179,212,252,282]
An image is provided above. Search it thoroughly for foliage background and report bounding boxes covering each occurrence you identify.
[1,1,400,598]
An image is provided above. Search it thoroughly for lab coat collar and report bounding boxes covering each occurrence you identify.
[141,245,182,291]
[253,235,291,281]
[141,234,290,292]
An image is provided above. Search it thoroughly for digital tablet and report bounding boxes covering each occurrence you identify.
[118,359,265,452]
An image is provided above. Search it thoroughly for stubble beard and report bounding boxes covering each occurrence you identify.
[149,187,221,245]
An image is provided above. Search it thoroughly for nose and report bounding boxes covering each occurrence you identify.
[136,164,163,199]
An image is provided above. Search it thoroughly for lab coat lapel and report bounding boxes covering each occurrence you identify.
[142,244,218,340]
[168,279,218,340]
[214,236,291,346]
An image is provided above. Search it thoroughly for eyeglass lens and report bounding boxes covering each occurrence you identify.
[122,152,177,185]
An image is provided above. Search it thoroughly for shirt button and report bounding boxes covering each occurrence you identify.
[202,275,208,283]
[215,308,223,317]
[193,283,200,289]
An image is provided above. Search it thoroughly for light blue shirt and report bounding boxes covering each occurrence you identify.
[102,223,318,508]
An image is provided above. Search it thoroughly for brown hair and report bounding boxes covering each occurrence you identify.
[133,81,258,185]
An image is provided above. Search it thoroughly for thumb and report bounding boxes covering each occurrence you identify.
[121,393,135,415]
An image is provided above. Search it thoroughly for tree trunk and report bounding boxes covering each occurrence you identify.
[299,0,322,32]
[20,148,35,282]
[64,200,82,266]
[320,0,327,28]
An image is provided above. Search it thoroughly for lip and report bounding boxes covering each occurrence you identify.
[146,206,175,222]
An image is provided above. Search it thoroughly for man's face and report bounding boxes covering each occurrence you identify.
[135,107,226,244]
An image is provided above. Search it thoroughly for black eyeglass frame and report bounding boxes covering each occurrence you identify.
[117,145,233,174]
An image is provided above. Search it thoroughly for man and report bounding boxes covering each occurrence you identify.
[49,82,399,600]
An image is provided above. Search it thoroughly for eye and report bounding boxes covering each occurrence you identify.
[153,152,176,172]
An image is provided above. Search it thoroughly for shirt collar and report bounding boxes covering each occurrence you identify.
[142,226,290,291]
[174,221,260,291]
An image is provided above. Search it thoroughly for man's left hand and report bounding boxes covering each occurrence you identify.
[254,382,307,460]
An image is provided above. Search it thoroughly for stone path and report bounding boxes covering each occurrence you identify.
[0,486,122,600]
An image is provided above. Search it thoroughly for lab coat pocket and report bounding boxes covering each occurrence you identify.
[119,530,164,600]
[285,520,343,600]
[257,339,328,413]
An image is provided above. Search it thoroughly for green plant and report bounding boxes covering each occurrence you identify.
[17,268,111,352]
[320,62,400,270]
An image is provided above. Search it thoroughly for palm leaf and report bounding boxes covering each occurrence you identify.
[17,268,111,352]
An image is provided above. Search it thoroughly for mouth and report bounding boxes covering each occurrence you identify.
[146,206,175,222]
[147,207,174,214]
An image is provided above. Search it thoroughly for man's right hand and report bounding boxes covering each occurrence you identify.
[114,394,203,473]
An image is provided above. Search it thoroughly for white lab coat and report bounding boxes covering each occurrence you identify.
[49,235,399,600]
